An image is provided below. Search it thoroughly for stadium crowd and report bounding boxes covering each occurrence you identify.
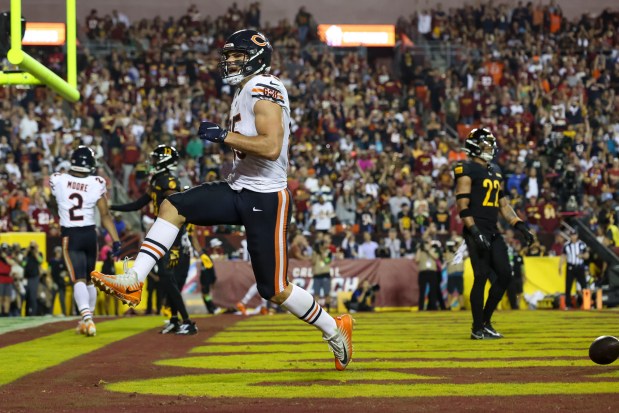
[0,1,618,315]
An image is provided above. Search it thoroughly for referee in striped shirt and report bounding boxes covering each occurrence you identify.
[558,229,589,309]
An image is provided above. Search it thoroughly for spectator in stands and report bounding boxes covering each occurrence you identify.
[358,232,378,259]
[121,134,141,190]
[310,195,335,233]
[340,230,359,259]
[294,7,313,45]
[384,228,401,258]
[388,186,411,222]
[335,185,356,226]
[289,232,311,260]
[397,202,414,234]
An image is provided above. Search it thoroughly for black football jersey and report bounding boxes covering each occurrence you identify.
[453,160,504,234]
[149,172,180,215]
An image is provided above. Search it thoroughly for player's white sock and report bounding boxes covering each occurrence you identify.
[241,283,259,305]
[133,218,180,283]
[281,284,337,339]
[74,281,92,321]
[87,284,97,314]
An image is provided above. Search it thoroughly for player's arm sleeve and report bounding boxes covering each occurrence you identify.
[111,193,152,212]
[250,78,286,108]
[452,162,468,181]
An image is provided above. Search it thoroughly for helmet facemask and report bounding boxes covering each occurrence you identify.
[464,129,497,163]
[479,137,497,162]
[149,146,179,175]
[219,48,268,85]
[149,154,177,175]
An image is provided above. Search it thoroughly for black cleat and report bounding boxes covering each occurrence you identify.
[160,319,181,334]
[471,329,485,340]
[176,321,198,335]
[483,323,504,339]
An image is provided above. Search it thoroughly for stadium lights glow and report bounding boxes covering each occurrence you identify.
[22,22,66,46]
[318,24,395,47]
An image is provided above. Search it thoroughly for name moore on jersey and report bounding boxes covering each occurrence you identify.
[50,173,107,227]
[226,74,290,193]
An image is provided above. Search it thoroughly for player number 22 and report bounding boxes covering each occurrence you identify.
[482,179,501,207]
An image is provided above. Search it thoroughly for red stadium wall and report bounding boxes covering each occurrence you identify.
[210,258,418,309]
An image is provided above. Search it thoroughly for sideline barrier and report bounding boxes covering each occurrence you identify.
[47,256,572,315]
[211,257,569,310]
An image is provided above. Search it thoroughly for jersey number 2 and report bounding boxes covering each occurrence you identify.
[69,193,84,221]
[482,179,501,207]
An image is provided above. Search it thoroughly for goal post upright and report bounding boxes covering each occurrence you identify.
[3,0,80,102]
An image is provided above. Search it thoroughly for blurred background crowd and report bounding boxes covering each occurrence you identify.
[0,1,618,315]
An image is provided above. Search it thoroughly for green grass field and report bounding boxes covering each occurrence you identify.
[1,311,618,401]
[109,311,619,398]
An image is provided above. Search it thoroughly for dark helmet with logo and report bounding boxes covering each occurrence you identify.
[149,145,179,175]
[70,146,96,174]
[463,128,497,162]
[219,29,272,85]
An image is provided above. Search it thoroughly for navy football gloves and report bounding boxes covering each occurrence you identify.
[198,121,228,143]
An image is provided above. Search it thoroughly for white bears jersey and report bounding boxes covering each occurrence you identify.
[226,74,290,192]
[50,173,107,228]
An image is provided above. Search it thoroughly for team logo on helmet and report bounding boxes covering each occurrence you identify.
[250,34,268,46]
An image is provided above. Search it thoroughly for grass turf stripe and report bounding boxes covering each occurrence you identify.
[106,375,619,398]
[0,317,163,386]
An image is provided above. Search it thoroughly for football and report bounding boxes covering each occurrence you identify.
[588,336,619,365]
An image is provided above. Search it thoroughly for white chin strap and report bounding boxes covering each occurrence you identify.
[223,74,244,85]
[480,152,493,162]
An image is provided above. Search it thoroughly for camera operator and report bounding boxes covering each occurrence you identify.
[0,243,17,316]
[415,236,441,311]
[345,280,379,312]
[24,242,43,316]
[445,237,466,310]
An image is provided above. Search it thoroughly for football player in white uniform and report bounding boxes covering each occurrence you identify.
[51,146,121,336]
[92,29,354,370]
